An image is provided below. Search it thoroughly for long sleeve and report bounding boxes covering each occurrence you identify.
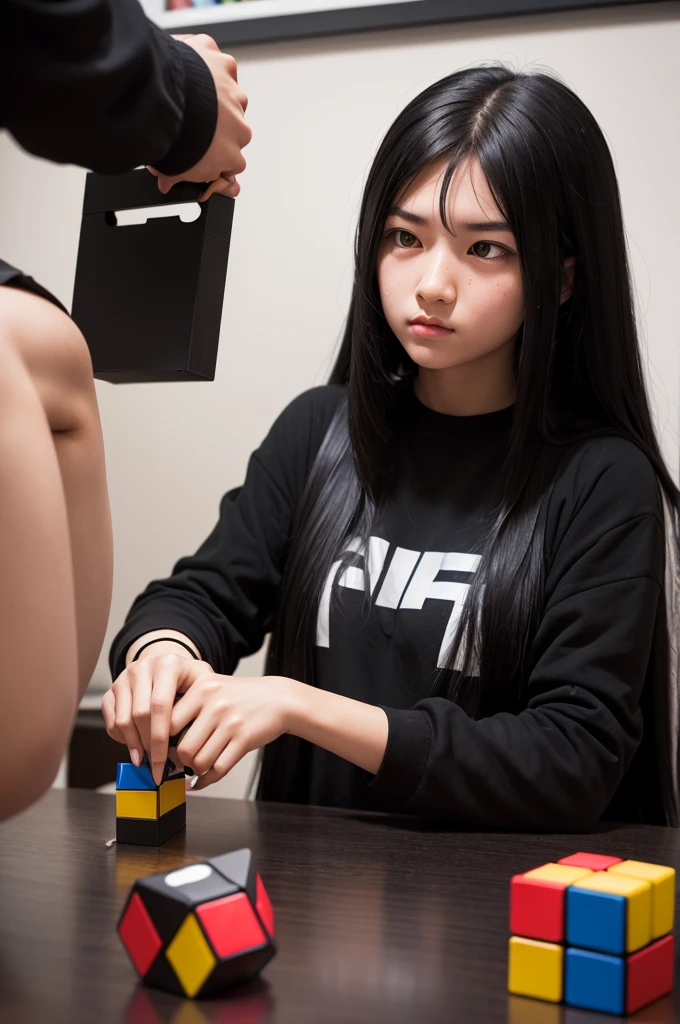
[0,0,216,175]
[108,387,346,681]
[369,437,667,830]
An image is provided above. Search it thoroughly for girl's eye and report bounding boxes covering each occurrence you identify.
[469,240,508,261]
[384,230,512,260]
[386,229,420,249]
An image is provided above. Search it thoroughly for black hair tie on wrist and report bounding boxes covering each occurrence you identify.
[132,637,199,662]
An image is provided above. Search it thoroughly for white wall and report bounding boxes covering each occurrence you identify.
[1,1,678,799]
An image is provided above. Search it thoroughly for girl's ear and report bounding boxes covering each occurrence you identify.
[560,256,576,304]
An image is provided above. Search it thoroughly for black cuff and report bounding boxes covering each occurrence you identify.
[153,39,218,176]
[108,613,219,682]
[367,706,432,804]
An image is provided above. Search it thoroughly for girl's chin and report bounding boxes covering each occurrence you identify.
[401,347,469,372]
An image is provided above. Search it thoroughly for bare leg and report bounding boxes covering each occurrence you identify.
[0,285,113,819]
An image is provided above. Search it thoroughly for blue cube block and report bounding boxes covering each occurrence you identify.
[116,762,156,791]
[564,947,625,1014]
[566,886,626,954]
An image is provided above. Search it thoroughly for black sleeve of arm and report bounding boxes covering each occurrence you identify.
[369,439,666,831]
[1,0,216,174]
[108,387,346,681]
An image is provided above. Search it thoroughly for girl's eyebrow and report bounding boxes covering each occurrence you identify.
[387,205,511,232]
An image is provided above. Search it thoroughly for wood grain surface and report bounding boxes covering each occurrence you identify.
[0,789,678,1024]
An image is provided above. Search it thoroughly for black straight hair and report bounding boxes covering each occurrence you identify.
[257,65,680,824]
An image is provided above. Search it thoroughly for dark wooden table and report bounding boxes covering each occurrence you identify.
[1,789,679,1024]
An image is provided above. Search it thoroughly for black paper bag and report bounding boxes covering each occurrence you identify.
[71,169,234,383]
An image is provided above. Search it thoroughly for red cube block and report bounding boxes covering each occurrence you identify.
[626,935,674,1014]
[558,852,623,871]
[510,863,594,942]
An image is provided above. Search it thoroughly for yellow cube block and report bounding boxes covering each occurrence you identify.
[115,789,158,820]
[522,863,593,886]
[159,777,186,816]
[572,871,652,952]
[508,936,564,1002]
[608,860,675,938]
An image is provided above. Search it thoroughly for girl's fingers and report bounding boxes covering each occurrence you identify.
[176,712,222,774]
[185,722,234,778]
[147,655,197,785]
[169,681,206,735]
[110,680,144,766]
[101,690,126,746]
[129,663,154,759]
[192,742,243,791]
[191,769,218,791]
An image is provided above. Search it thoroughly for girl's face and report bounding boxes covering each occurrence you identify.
[377,155,525,407]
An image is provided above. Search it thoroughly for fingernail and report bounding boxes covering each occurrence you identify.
[131,750,141,767]
[190,775,199,789]
[152,762,164,786]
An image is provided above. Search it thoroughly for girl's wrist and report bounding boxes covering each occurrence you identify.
[277,676,312,734]
[275,676,388,774]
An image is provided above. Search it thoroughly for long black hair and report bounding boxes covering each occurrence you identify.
[257,64,680,823]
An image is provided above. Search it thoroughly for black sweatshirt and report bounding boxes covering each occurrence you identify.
[0,0,216,175]
[109,386,668,830]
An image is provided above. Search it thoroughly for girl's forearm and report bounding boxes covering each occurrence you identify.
[286,680,389,775]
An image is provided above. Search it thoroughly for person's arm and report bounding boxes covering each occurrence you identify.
[0,0,216,175]
[104,388,345,781]
[108,387,347,683]
[363,442,667,830]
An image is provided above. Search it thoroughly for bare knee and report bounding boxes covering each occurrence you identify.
[0,746,65,822]
[0,284,95,432]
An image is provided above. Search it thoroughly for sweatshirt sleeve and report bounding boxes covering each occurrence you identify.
[0,0,216,175]
[108,387,346,681]
[369,438,667,831]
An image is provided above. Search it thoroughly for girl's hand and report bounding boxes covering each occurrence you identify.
[102,654,214,785]
[170,674,301,791]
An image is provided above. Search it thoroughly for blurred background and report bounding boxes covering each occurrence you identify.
[0,0,677,800]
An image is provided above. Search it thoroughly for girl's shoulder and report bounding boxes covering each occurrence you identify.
[265,384,347,453]
[551,433,663,521]
[544,433,666,580]
[275,384,347,428]
[255,385,347,492]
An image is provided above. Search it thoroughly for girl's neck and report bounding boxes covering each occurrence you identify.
[414,369,516,417]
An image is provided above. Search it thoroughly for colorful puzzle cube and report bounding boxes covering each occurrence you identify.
[508,852,675,1015]
[115,760,186,846]
[117,848,276,997]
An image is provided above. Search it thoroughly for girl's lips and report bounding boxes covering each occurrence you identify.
[409,322,454,339]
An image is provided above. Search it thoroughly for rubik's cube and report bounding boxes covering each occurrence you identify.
[115,760,186,846]
[508,852,675,1015]
[117,848,276,998]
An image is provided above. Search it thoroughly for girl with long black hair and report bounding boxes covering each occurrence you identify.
[103,64,680,830]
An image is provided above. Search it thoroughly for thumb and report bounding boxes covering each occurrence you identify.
[176,657,214,695]
[154,173,180,195]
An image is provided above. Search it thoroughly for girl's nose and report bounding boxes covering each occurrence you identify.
[416,255,457,305]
